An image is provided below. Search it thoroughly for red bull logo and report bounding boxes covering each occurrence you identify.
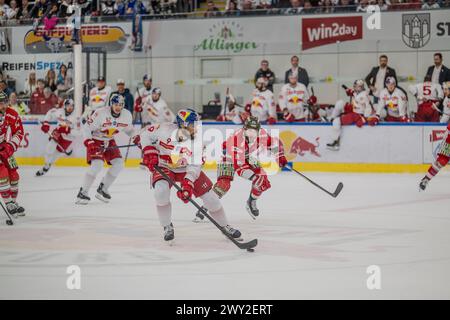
[280,130,321,159]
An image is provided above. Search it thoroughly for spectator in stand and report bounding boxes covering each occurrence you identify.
[57,64,73,93]
[335,0,356,12]
[115,0,127,15]
[24,72,37,97]
[255,60,276,92]
[365,55,397,102]
[45,69,57,92]
[29,79,45,113]
[422,0,440,9]
[77,0,92,15]
[224,0,240,15]
[285,0,303,14]
[20,0,33,19]
[356,0,369,12]
[302,1,315,13]
[30,84,57,114]
[443,0,450,8]
[30,0,51,19]
[9,92,30,115]
[110,79,134,113]
[127,0,148,15]
[317,0,335,13]
[6,0,20,21]
[240,0,255,15]
[284,55,310,87]
[0,0,9,13]
[59,0,73,18]
[0,80,12,96]
[426,53,450,85]
[204,1,221,17]
[102,0,117,15]
[377,0,388,10]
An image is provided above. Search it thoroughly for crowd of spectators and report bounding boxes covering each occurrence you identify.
[1,0,450,25]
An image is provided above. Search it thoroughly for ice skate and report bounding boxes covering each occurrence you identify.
[75,188,91,205]
[419,177,430,191]
[192,208,207,223]
[95,183,111,203]
[36,164,51,177]
[246,195,259,220]
[163,223,175,245]
[326,139,340,151]
[224,225,242,241]
[5,202,19,218]
[14,202,25,217]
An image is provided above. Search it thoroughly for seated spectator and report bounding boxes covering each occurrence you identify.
[335,0,356,12]
[30,86,58,115]
[0,80,12,96]
[285,0,303,14]
[58,0,73,18]
[43,3,59,30]
[356,0,369,12]
[57,64,73,93]
[317,0,335,13]
[0,0,9,14]
[45,69,57,92]
[30,0,51,19]
[255,60,276,92]
[377,0,388,10]
[24,72,37,97]
[115,0,127,15]
[443,0,450,8]
[127,0,148,15]
[102,0,117,15]
[6,0,20,21]
[302,1,316,13]
[224,0,240,15]
[422,0,440,9]
[9,92,30,115]
[20,0,33,19]
[110,79,134,113]
[240,0,255,15]
[0,8,7,23]
[204,1,221,17]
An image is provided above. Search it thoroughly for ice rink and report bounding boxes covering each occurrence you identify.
[1,166,450,299]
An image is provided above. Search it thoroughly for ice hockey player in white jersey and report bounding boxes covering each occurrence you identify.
[138,108,243,243]
[246,77,277,124]
[36,99,80,176]
[279,73,316,122]
[441,81,450,123]
[409,75,444,122]
[134,74,153,119]
[327,80,373,151]
[76,94,134,204]
[88,76,112,111]
[139,87,175,126]
[375,77,408,122]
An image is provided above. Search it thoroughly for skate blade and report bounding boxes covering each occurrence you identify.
[326,146,339,151]
[95,193,110,203]
[246,206,257,220]
[165,239,175,246]
[16,212,26,217]
[75,199,89,205]
[192,217,208,223]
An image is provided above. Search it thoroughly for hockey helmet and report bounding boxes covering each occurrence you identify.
[244,116,261,131]
[176,108,199,128]
[110,94,125,107]
[64,98,74,113]
[151,87,162,96]
[385,76,396,86]
[353,79,365,91]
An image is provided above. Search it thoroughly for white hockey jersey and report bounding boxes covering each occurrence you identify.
[142,97,175,125]
[139,123,204,181]
[84,106,134,142]
[351,90,373,117]
[136,86,153,102]
[278,83,310,120]
[43,108,80,141]
[248,89,276,122]
[377,88,408,118]
[441,96,450,124]
[89,86,112,110]
[409,82,443,103]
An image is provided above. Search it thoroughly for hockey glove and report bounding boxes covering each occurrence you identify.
[345,88,354,97]
[283,110,295,122]
[0,142,15,160]
[134,97,143,113]
[367,115,380,126]
[57,125,71,134]
[132,135,141,149]
[142,146,159,172]
[84,139,99,155]
[307,95,317,106]
[277,154,288,168]
[177,179,194,203]
[41,121,50,133]
[213,176,232,198]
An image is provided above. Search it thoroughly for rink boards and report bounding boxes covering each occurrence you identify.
[15,122,449,173]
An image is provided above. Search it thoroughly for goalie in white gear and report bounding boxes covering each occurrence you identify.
[36,99,80,176]
[137,108,243,243]
[140,87,175,126]
[76,94,134,204]
[408,75,444,122]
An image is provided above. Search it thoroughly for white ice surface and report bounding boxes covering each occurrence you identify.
[0,167,450,299]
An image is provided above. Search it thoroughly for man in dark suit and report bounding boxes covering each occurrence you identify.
[284,55,309,88]
[425,53,450,85]
[365,55,397,102]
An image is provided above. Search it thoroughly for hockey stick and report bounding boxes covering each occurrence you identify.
[0,201,14,226]
[286,165,344,198]
[154,165,258,251]
[102,143,139,151]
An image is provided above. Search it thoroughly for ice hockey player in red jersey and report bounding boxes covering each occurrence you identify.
[138,108,243,243]
[213,116,287,219]
[419,122,450,191]
[36,99,79,176]
[0,91,25,217]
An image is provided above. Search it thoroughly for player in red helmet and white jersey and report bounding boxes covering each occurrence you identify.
[0,91,25,217]
[212,116,287,219]
[36,99,81,177]
[420,122,450,191]
[139,87,175,126]
[327,80,373,151]
[440,82,450,123]
[409,75,443,122]
[246,77,277,124]
[76,94,134,205]
[279,73,317,122]
[138,108,243,243]
[375,77,408,122]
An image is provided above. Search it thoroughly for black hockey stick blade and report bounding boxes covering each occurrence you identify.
[332,182,344,198]
[154,165,258,251]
